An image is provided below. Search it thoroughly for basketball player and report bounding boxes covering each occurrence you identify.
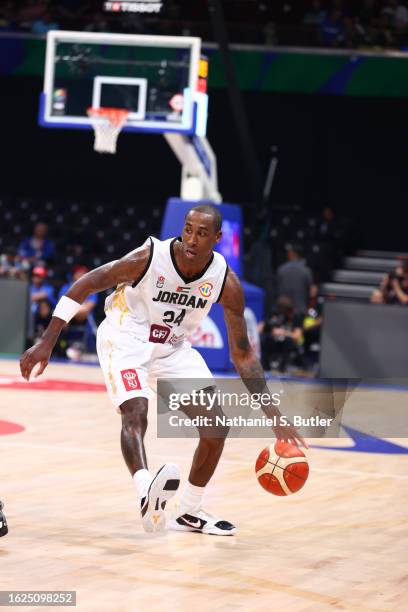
[20,205,306,536]
[0,501,8,537]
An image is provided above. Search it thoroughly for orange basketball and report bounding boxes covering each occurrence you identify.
[255,441,309,496]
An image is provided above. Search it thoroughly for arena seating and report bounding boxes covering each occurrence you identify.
[0,195,162,270]
[320,252,408,301]
[0,195,163,324]
[4,195,389,310]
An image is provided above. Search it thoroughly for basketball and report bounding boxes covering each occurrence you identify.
[255,441,309,496]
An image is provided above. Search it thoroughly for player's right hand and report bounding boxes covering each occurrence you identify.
[272,418,308,450]
[20,341,52,381]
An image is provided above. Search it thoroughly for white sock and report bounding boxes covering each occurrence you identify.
[179,481,205,514]
[133,469,153,500]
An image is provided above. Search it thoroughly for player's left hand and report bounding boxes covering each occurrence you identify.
[20,340,52,381]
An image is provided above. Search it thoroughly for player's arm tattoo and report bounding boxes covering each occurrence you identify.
[220,269,279,414]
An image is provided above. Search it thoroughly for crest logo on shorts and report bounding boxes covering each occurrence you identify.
[198,282,213,298]
[156,275,165,288]
[121,369,141,391]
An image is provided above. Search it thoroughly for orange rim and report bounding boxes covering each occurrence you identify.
[87,107,129,126]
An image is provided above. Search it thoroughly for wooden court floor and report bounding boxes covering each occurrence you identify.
[0,358,407,612]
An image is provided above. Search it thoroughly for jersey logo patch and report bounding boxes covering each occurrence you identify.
[198,282,213,298]
[156,275,165,288]
[149,324,171,343]
[121,369,141,391]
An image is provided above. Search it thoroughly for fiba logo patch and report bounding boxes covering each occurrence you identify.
[121,369,141,391]
[198,282,213,298]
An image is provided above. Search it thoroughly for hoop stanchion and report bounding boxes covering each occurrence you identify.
[87,107,129,154]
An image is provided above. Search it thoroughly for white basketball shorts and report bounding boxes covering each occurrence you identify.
[96,318,214,409]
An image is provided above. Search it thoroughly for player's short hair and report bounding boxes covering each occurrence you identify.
[186,204,222,233]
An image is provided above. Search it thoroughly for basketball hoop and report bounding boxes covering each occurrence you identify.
[87,107,129,154]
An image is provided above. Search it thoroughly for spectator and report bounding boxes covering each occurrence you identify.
[343,15,367,47]
[320,10,346,46]
[260,296,304,373]
[34,298,53,342]
[30,266,55,314]
[302,285,323,369]
[372,12,397,45]
[18,222,55,265]
[263,20,277,45]
[277,243,313,315]
[0,246,28,280]
[304,0,327,26]
[371,260,408,304]
[58,265,98,359]
[395,0,408,31]
[382,0,408,31]
[31,10,59,34]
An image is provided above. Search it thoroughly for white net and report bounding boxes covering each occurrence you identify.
[87,108,129,154]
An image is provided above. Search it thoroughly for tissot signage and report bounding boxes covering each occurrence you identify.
[104,0,163,14]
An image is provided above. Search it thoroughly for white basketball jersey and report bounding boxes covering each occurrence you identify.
[103,236,228,347]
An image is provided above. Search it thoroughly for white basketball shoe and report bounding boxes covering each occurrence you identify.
[140,463,180,533]
[168,507,236,536]
[0,501,8,537]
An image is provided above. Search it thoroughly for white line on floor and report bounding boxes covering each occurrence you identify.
[1,441,408,480]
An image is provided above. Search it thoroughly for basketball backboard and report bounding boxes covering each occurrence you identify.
[39,31,207,135]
